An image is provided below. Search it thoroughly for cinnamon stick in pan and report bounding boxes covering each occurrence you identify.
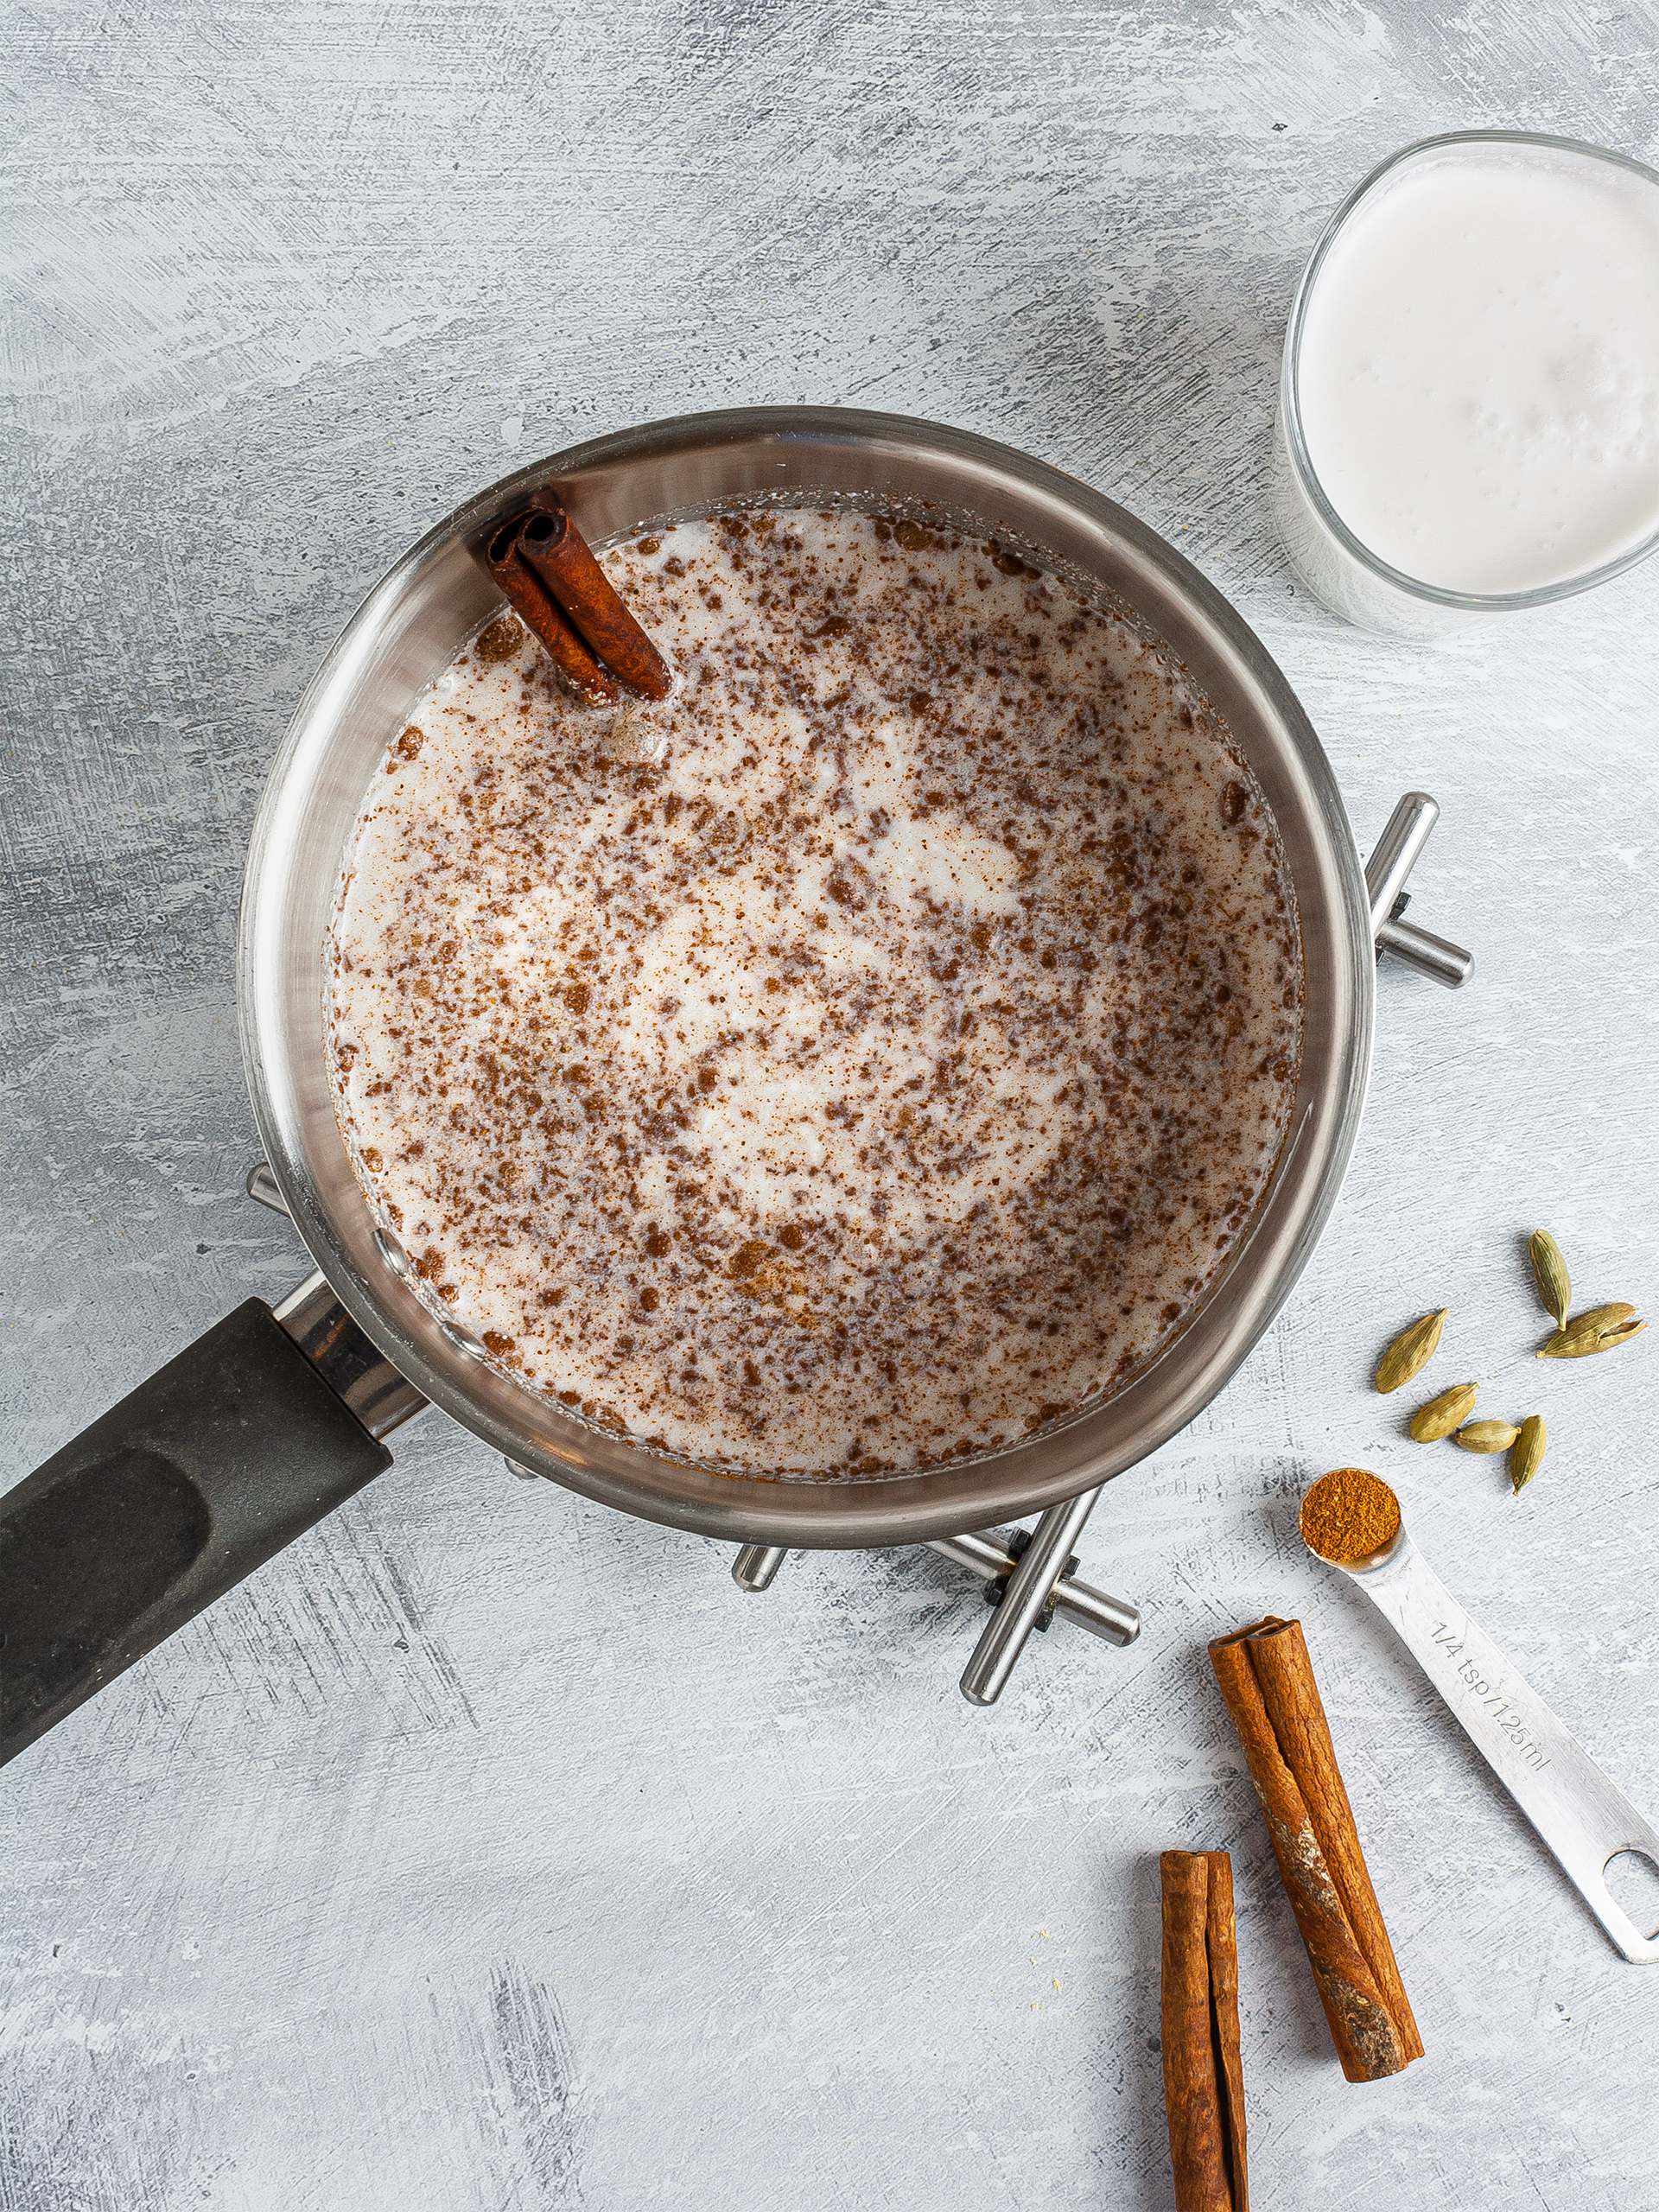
[486,519,620,703]
[1209,1616,1422,2082]
[518,495,673,699]
[1160,1850,1248,2212]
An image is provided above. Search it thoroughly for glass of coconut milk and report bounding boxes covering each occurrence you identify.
[1274,130,1659,636]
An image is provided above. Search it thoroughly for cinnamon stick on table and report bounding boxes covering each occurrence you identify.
[518,494,673,699]
[1209,1616,1422,2083]
[1160,1850,1248,2212]
[486,519,620,703]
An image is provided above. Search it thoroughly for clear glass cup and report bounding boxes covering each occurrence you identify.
[1272,130,1659,638]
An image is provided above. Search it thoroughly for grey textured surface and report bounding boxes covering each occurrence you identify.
[4,3,1659,2207]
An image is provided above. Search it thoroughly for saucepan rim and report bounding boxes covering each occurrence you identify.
[238,404,1374,1546]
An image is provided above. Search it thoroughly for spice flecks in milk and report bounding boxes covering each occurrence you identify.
[329,512,1302,1473]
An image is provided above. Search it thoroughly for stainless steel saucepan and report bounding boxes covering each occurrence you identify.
[0,405,1467,1764]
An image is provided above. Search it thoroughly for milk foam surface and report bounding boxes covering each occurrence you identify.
[330,512,1302,1474]
[1297,143,1659,594]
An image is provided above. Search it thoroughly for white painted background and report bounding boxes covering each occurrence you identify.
[4,3,1658,2206]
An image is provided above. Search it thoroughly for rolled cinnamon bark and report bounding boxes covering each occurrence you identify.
[486,519,620,702]
[1160,1850,1248,2212]
[1209,1616,1422,2082]
[518,496,673,700]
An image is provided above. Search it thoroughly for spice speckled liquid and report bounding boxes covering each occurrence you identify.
[329,512,1302,1474]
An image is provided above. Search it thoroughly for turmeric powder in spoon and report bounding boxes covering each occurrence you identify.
[1299,1467,1402,1565]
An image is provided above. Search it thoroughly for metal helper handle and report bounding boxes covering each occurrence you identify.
[728,1517,1140,1682]
[958,1486,1104,1706]
[925,1529,1139,1646]
[1363,791,1472,988]
[1375,913,1474,989]
[1365,790,1440,931]
[1344,1534,1659,1963]
[732,1545,789,1591]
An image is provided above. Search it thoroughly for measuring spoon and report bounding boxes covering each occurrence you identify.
[1300,1470,1659,1963]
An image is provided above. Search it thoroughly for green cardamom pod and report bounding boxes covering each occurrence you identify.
[1527,1230,1571,1331]
[1597,1319,1649,1350]
[1542,1317,1649,1359]
[1538,1306,1645,1358]
[1408,1381,1478,1442]
[1563,1301,1636,1338]
[1510,1414,1547,1495]
[1454,1419,1521,1453]
[1375,1308,1448,1395]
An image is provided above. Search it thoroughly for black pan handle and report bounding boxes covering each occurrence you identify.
[1,1299,392,1768]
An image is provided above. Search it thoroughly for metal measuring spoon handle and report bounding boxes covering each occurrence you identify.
[1334,1529,1659,1963]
